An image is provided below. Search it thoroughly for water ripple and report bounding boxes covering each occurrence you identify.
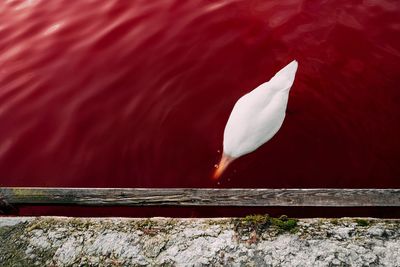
[0,0,399,196]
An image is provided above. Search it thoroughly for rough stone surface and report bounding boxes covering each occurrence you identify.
[0,216,399,266]
[0,217,33,227]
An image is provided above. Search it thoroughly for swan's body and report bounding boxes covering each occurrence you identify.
[213,60,298,179]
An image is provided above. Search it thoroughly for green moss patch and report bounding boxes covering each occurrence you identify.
[233,214,298,242]
[355,219,370,227]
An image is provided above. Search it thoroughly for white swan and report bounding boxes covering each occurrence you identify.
[213,60,298,179]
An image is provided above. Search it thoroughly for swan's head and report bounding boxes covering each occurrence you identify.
[212,153,235,180]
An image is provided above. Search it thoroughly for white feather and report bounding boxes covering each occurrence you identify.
[223,60,298,158]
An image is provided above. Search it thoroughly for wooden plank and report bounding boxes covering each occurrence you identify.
[1,187,400,207]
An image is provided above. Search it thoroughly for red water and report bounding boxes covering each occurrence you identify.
[1,0,400,217]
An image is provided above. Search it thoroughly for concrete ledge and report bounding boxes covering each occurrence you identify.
[0,216,399,266]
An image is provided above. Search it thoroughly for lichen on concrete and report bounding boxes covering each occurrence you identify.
[0,216,400,266]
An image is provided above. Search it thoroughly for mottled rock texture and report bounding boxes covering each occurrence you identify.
[0,216,399,266]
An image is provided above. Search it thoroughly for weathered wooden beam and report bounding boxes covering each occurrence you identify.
[1,188,400,207]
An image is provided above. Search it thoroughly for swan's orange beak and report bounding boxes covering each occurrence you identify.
[213,153,235,180]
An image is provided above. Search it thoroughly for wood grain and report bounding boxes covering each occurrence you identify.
[1,187,400,207]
